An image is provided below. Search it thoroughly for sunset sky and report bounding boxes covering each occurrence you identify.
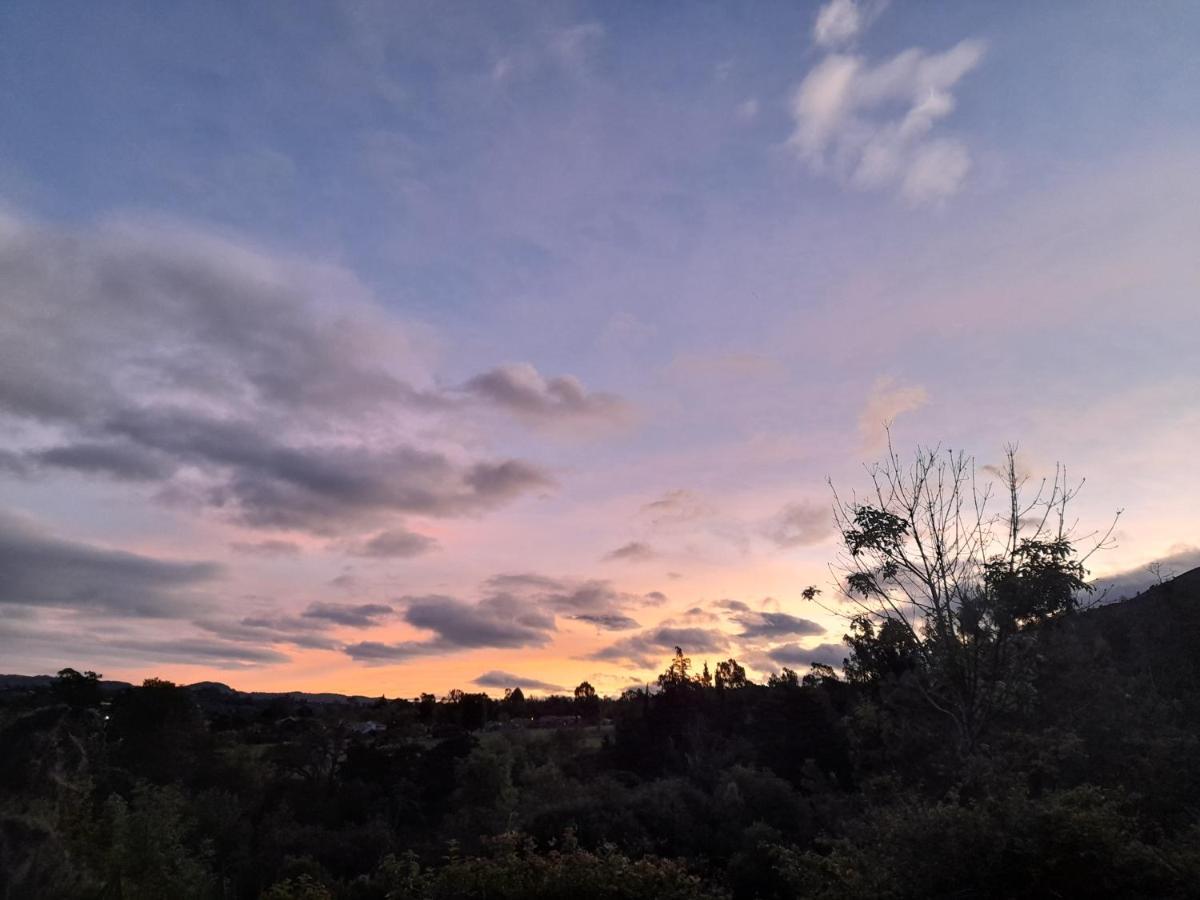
[1,0,1198,697]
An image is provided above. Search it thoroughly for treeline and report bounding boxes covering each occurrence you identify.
[4,568,1200,900]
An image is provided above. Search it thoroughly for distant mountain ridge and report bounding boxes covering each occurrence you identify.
[0,673,379,705]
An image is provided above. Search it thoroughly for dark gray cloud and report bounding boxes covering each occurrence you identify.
[347,528,439,558]
[571,612,641,630]
[108,637,291,666]
[229,539,302,557]
[767,641,846,669]
[644,590,669,605]
[0,512,219,617]
[589,626,729,668]
[31,441,175,481]
[484,574,650,630]
[763,501,831,548]
[485,573,567,593]
[302,601,394,627]
[540,579,661,627]
[734,611,826,640]
[1,620,292,668]
[104,406,553,533]
[603,540,656,562]
[342,571,664,664]
[0,215,616,536]
[639,489,712,526]
[473,670,564,692]
[343,640,434,663]
[1092,547,1200,601]
[715,598,752,613]
[0,450,30,477]
[462,363,629,426]
[405,593,555,646]
[194,614,340,650]
[344,592,558,663]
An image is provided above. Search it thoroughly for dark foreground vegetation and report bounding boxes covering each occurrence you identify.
[3,566,1200,899]
[4,449,1199,899]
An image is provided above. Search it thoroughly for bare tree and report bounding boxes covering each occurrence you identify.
[830,439,1119,753]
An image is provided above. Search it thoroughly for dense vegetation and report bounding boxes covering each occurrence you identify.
[3,566,1200,899]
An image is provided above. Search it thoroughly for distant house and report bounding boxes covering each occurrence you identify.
[350,720,385,735]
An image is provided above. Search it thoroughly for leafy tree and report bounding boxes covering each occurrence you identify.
[658,648,695,692]
[832,442,1116,752]
[503,686,527,718]
[52,668,102,708]
[714,660,747,692]
[574,681,597,701]
[574,680,600,720]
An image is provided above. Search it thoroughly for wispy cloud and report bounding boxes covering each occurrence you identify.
[792,3,985,204]
[762,501,832,549]
[857,377,929,453]
[602,540,657,563]
[344,528,439,559]
[813,0,889,48]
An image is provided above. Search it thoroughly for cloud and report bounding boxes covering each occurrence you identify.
[404,593,555,646]
[0,511,219,617]
[329,572,358,590]
[31,441,175,481]
[733,612,826,640]
[763,501,832,548]
[789,37,985,203]
[112,637,291,666]
[462,363,630,428]
[571,612,641,631]
[767,641,846,669]
[639,489,713,527]
[302,601,394,627]
[602,540,657,563]
[541,579,650,618]
[589,626,729,669]
[484,572,568,593]
[857,377,929,453]
[0,617,295,669]
[473,670,564,692]
[229,539,302,557]
[344,591,557,663]
[813,0,888,48]
[104,406,554,533]
[715,598,752,613]
[346,527,438,559]
[194,614,340,651]
[480,573,650,629]
[0,213,617,536]
[550,22,605,72]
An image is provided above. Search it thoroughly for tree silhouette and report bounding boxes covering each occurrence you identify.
[657,647,694,692]
[832,441,1118,752]
[714,659,747,692]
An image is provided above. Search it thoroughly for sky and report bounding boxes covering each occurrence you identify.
[1,0,1198,697]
